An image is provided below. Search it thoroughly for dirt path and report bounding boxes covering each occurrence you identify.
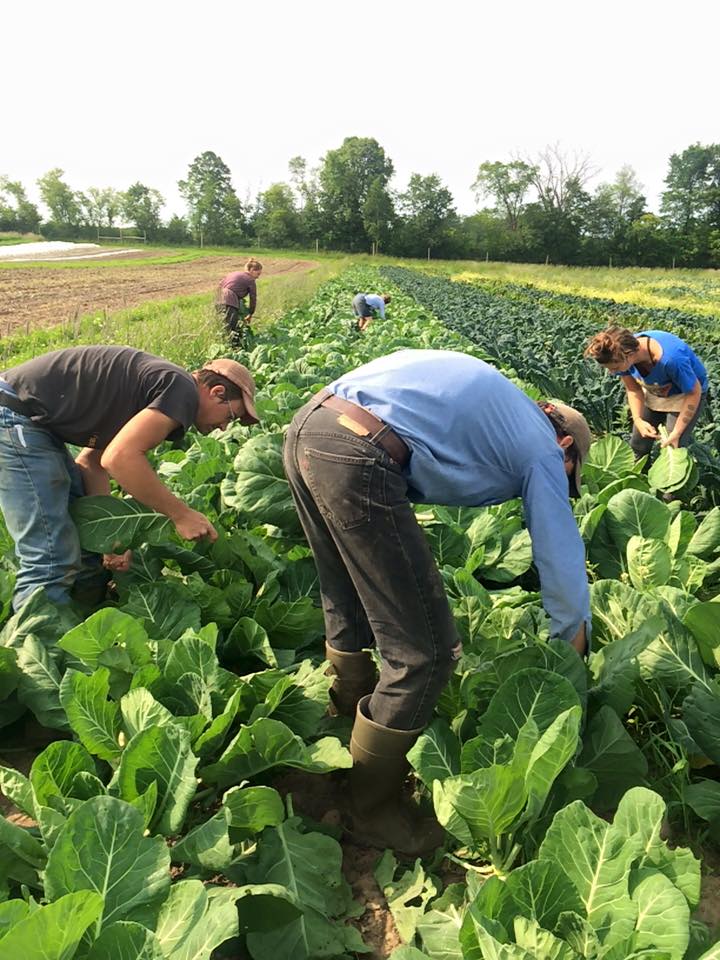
[0,255,318,337]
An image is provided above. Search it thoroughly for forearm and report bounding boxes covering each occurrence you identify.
[101,451,187,520]
[626,386,646,424]
[671,385,702,440]
[75,449,111,496]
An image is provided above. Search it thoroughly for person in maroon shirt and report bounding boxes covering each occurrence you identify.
[215,258,263,345]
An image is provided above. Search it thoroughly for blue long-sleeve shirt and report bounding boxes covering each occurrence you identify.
[364,294,386,319]
[329,349,590,644]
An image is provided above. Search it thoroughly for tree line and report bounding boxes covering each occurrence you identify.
[2,139,719,267]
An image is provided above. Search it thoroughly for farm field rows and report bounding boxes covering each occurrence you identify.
[0,253,318,339]
[433,260,720,320]
[1,263,720,958]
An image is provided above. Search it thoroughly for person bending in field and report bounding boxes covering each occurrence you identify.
[216,258,263,346]
[283,348,592,858]
[0,347,259,611]
[351,292,391,332]
[584,326,708,457]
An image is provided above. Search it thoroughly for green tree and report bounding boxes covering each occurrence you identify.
[288,156,323,247]
[163,214,191,244]
[397,173,457,257]
[253,182,300,247]
[583,166,646,263]
[661,143,720,232]
[37,168,83,227]
[82,187,123,230]
[471,160,536,230]
[178,151,245,245]
[317,137,394,250]
[123,182,164,237]
[0,177,41,232]
[362,176,395,252]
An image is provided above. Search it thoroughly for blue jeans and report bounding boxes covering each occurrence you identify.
[0,407,103,610]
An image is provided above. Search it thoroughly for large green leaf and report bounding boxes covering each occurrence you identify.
[59,668,122,764]
[614,791,700,911]
[45,796,170,932]
[605,489,671,549]
[0,891,103,960]
[30,741,96,806]
[199,718,351,788]
[125,582,202,641]
[683,602,720,668]
[231,434,301,534]
[58,609,151,670]
[578,706,648,809]
[648,445,694,494]
[523,706,582,820]
[627,536,672,590]
[252,597,324,650]
[506,859,583,930]
[513,917,578,960]
[116,724,199,835]
[466,668,580,765]
[245,816,367,960]
[583,435,637,490]
[629,872,689,959]
[15,635,69,730]
[86,920,165,959]
[539,800,639,945]
[686,507,720,559]
[223,784,285,836]
[590,579,659,646]
[683,680,720,766]
[408,719,461,787]
[0,814,47,886]
[434,761,527,845]
[71,495,174,553]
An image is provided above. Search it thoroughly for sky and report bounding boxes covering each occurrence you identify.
[3,0,719,224]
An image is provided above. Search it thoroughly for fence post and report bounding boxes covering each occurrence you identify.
[427,247,431,261]
[315,238,319,253]
[545,254,549,265]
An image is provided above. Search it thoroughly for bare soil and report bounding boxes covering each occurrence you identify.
[0,255,318,338]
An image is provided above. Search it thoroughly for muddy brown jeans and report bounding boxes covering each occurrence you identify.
[283,398,459,730]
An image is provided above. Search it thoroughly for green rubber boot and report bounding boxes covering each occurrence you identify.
[346,695,446,857]
[325,644,377,718]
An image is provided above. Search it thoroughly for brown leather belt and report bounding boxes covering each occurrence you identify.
[312,389,410,467]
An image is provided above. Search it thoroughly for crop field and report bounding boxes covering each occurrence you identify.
[1,257,720,959]
[0,250,319,338]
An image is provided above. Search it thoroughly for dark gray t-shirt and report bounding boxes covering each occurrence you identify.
[2,346,199,449]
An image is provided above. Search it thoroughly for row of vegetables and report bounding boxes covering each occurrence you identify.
[382,267,720,502]
[0,268,719,959]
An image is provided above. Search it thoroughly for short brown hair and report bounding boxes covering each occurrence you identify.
[382,294,391,304]
[584,326,639,365]
[245,258,263,272]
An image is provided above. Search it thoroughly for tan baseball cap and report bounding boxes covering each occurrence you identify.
[538,400,592,497]
[202,359,260,424]
[544,400,592,497]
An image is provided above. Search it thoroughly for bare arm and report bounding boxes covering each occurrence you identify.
[75,447,111,496]
[622,375,657,439]
[569,621,587,656]
[662,379,702,447]
[100,409,217,541]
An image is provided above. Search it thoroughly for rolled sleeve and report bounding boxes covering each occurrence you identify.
[521,454,591,644]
